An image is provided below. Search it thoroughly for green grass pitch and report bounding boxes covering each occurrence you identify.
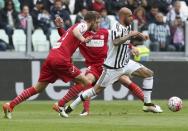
[0,100,187,131]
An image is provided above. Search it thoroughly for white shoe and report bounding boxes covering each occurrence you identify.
[52,103,69,118]
[59,106,69,118]
[143,103,163,113]
[80,109,89,116]
[3,103,13,119]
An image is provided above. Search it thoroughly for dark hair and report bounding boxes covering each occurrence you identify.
[4,0,15,11]
[84,11,100,22]
[151,3,158,9]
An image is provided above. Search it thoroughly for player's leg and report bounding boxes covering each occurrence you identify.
[52,64,95,117]
[80,73,97,116]
[2,82,49,119]
[131,65,163,113]
[64,84,103,116]
[118,75,144,102]
[55,73,95,114]
[61,67,123,117]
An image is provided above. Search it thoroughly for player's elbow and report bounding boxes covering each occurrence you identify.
[112,40,119,46]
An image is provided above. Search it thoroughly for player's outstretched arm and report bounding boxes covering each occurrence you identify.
[72,27,87,42]
[54,16,65,36]
[113,31,139,46]
[72,25,92,43]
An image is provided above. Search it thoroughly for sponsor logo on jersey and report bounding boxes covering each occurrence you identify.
[86,40,104,47]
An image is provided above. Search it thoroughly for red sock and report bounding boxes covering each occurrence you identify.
[83,98,90,112]
[58,83,92,107]
[127,82,144,102]
[10,86,37,109]
[58,84,84,107]
[82,86,92,112]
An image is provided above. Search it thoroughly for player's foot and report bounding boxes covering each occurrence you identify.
[52,103,69,118]
[80,109,89,116]
[143,103,163,113]
[2,103,13,119]
[64,105,73,114]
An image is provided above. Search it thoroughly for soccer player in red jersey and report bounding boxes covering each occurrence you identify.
[2,11,100,119]
[52,17,144,117]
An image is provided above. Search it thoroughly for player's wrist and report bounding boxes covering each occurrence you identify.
[56,25,64,29]
[80,37,86,43]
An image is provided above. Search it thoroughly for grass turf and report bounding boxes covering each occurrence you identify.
[0,100,187,131]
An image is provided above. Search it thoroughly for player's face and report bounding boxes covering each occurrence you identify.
[92,18,101,32]
[90,18,100,32]
[124,13,133,26]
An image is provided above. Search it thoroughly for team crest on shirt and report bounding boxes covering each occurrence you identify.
[100,35,104,39]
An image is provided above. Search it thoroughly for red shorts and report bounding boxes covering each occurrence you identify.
[85,64,103,80]
[38,50,81,83]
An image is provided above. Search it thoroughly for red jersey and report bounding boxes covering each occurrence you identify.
[54,22,88,61]
[79,28,109,66]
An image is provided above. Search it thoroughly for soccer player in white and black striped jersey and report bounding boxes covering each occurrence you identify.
[62,7,163,117]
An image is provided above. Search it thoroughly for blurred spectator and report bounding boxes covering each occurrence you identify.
[92,0,105,12]
[19,0,34,11]
[104,0,127,15]
[133,6,147,31]
[62,0,71,14]
[75,7,88,23]
[146,4,159,24]
[127,0,147,12]
[100,8,110,29]
[0,0,20,49]
[166,0,187,25]
[0,0,21,12]
[74,0,92,14]
[18,5,33,33]
[148,13,172,51]
[170,16,185,51]
[50,0,72,30]
[31,0,51,40]
[145,0,176,14]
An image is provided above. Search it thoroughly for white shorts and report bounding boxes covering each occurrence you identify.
[96,60,144,87]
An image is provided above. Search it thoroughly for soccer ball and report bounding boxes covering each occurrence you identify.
[168,96,183,112]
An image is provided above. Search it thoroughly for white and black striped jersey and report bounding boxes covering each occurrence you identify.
[104,21,132,69]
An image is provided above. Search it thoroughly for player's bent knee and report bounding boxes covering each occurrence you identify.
[94,85,104,94]
[119,75,132,86]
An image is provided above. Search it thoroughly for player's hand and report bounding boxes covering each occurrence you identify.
[84,36,93,43]
[137,33,149,41]
[129,31,140,38]
[54,16,64,28]
[131,46,139,56]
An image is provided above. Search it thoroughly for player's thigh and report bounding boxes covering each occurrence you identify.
[85,73,96,84]
[132,65,153,78]
[85,65,102,84]
[118,75,132,86]
[39,60,57,84]
[97,67,124,88]
[54,60,82,83]
[123,60,145,77]
[74,73,91,86]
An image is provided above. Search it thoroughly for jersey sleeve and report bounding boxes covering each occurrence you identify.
[75,22,88,34]
[111,22,122,40]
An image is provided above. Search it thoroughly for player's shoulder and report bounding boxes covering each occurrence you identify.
[111,21,123,31]
[98,28,109,34]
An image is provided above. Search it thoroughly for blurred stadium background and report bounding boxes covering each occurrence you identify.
[0,0,188,130]
[0,0,188,100]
